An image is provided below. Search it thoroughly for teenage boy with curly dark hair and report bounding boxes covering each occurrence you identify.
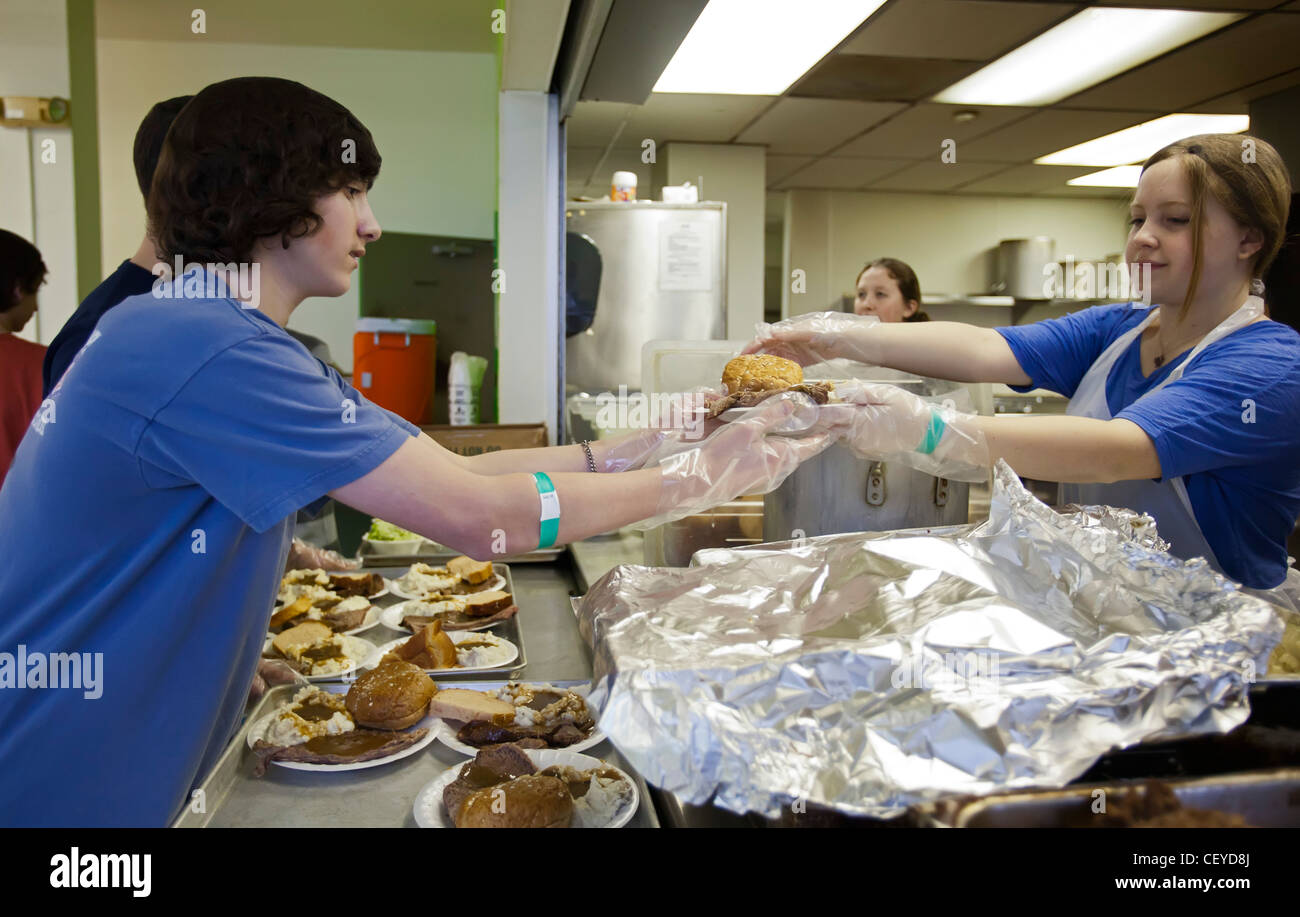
[0,76,817,825]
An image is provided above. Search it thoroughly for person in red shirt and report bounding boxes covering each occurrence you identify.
[0,230,48,487]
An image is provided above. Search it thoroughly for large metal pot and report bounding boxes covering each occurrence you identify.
[991,237,1056,300]
[764,445,969,541]
[764,377,976,540]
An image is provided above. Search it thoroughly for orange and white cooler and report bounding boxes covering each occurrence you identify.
[352,317,438,425]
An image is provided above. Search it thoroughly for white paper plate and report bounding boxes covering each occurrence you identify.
[433,684,605,756]
[412,749,638,828]
[379,599,507,634]
[278,574,390,602]
[266,602,383,640]
[263,634,380,682]
[246,687,436,772]
[371,631,519,674]
[716,405,822,435]
[389,572,506,602]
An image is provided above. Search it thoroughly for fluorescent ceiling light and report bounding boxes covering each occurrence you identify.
[1068,166,1143,188]
[1038,114,1250,166]
[933,8,1241,106]
[654,0,887,95]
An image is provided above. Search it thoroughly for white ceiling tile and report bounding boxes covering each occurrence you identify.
[838,103,1034,158]
[958,164,1104,195]
[735,98,904,155]
[1185,69,1300,114]
[1093,0,1279,8]
[776,157,914,190]
[1063,15,1300,111]
[766,155,816,184]
[957,109,1158,164]
[626,94,777,144]
[565,100,637,147]
[865,160,1009,191]
[840,0,1075,60]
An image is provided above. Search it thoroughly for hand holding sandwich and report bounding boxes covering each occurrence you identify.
[743,311,882,366]
[629,392,836,531]
[813,379,989,482]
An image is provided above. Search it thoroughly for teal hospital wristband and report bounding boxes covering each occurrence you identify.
[917,408,946,455]
[533,472,560,549]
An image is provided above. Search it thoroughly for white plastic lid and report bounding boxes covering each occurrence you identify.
[356,317,437,335]
[612,171,638,185]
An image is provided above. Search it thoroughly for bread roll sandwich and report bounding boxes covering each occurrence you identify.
[345,657,435,730]
[708,354,833,418]
[456,774,574,828]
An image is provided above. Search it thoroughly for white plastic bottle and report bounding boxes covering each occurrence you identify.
[449,351,472,425]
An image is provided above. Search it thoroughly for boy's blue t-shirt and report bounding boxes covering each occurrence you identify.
[42,259,157,397]
[0,286,418,826]
[997,302,1300,589]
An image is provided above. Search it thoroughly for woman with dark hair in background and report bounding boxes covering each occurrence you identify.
[853,257,930,323]
[0,229,48,486]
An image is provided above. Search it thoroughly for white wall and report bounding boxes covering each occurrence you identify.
[657,142,765,339]
[783,188,1131,320]
[0,0,78,346]
[95,38,498,371]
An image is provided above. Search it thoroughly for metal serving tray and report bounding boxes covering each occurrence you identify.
[912,769,1300,828]
[173,679,660,828]
[359,543,566,566]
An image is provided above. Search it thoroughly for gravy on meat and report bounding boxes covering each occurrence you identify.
[303,732,396,756]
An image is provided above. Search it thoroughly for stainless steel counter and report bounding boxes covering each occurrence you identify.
[188,558,666,828]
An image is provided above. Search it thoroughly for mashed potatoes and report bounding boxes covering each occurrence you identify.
[397,563,459,597]
[263,687,355,746]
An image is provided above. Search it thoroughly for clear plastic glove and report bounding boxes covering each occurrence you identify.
[286,538,360,572]
[743,311,882,366]
[248,658,307,704]
[590,390,722,472]
[815,380,990,483]
[630,393,836,531]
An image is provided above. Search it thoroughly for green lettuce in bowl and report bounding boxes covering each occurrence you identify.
[363,519,424,555]
[367,519,420,542]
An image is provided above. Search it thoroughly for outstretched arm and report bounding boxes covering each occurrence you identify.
[746,313,1033,386]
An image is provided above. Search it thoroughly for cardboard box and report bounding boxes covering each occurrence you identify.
[422,423,548,457]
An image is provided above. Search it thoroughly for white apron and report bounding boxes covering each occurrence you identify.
[1060,296,1300,612]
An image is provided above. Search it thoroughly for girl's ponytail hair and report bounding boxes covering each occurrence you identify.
[1141,134,1291,319]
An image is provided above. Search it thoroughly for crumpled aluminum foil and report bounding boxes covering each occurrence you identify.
[576,461,1283,820]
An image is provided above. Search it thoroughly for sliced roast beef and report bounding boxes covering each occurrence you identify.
[322,604,369,631]
[250,727,428,776]
[441,743,536,819]
[705,382,834,419]
[402,604,518,633]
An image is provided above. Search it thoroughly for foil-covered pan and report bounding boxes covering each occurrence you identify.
[575,462,1285,820]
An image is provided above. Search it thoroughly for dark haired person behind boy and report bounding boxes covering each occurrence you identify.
[0,77,830,825]
[42,95,193,396]
[0,230,48,487]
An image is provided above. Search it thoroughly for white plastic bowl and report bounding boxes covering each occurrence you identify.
[361,533,423,556]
